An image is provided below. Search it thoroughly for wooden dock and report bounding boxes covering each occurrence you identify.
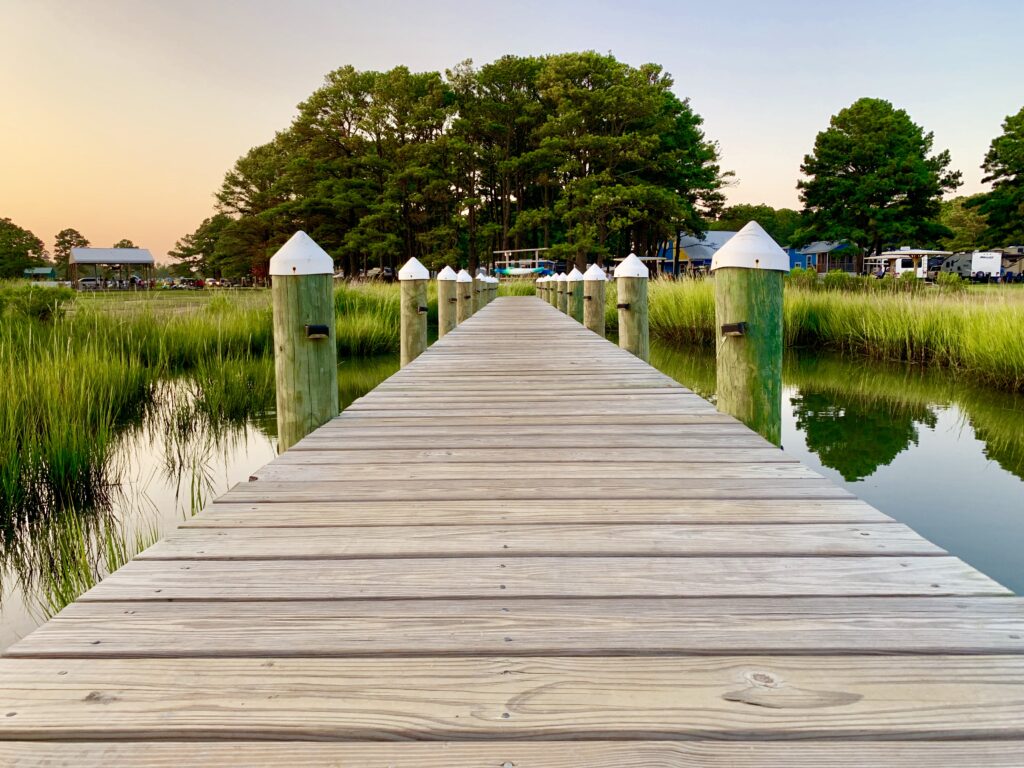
[2,296,1024,765]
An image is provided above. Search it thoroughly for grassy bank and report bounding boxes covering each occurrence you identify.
[608,279,1024,392]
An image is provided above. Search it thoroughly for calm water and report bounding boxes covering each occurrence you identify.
[1,345,1021,649]
[652,344,1024,593]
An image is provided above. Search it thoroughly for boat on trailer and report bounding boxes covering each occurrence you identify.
[493,248,554,277]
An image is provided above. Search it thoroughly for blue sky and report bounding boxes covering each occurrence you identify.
[2,0,1021,259]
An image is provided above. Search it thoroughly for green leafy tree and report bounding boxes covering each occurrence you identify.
[169,214,234,275]
[112,238,137,248]
[798,98,961,254]
[711,204,800,246]
[969,106,1024,246]
[939,195,988,251]
[176,52,727,277]
[0,218,48,278]
[53,228,90,279]
[537,52,724,268]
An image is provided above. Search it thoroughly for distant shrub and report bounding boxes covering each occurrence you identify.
[786,266,818,290]
[822,270,856,292]
[935,271,966,293]
[3,285,75,321]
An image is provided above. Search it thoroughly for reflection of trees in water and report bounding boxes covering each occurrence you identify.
[649,342,1024,483]
[790,391,936,481]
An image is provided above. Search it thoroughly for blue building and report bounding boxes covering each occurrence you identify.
[792,241,858,273]
[660,230,812,273]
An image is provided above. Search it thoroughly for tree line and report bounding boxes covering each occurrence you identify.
[169,52,728,277]
[168,76,1020,275]
[3,57,1022,279]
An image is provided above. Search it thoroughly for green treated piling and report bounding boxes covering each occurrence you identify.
[710,221,789,446]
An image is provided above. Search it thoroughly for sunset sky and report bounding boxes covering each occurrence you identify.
[2,0,1021,263]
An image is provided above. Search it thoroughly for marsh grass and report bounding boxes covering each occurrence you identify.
[498,280,537,296]
[635,278,1024,392]
[1,281,409,619]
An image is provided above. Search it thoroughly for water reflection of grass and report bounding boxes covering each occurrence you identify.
[651,342,1024,483]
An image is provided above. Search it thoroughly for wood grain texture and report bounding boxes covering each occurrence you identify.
[10,598,1024,658]
[138,524,942,560]
[3,741,1023,768]
[191,497,894,527]
[270,447,797,464]
[247,461,820,482]
[77,556,1007,601]
[220,478,854,503]
[2,656,1024,740]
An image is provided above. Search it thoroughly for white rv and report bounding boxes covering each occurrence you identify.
[940,251,1002,279]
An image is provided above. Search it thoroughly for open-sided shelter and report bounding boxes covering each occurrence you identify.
[69,248,155,286]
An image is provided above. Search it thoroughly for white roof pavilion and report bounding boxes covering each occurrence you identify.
[70,248,155,266]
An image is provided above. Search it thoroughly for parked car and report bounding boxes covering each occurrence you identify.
[364,267,395,281]
[77,277,101,290]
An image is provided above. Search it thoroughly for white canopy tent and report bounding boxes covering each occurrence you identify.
[70,248,155,287]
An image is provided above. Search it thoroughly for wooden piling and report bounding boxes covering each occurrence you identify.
[710,221,789,446]
[456,269,474,323]
[614,253,649,362]
[473,275,484,313]
[556,273,568,313]
[547,275,558,307]
[269,231,339,453]
[399,258,429,367]
[436,266,458,337]
[582,262,607,337]
[568,267,584,323]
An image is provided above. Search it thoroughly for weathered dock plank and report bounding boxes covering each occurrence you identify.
[4,741,1024,768]
[138,523,943,559]
[3,656,1024,740]
[12,597,1024,658]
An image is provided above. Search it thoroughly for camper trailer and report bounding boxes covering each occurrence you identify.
[940,251,1002,280]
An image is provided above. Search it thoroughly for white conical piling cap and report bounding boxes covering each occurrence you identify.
[583,263,608,281]
[269,231,334,276]
[398,257,430,281]
[556,272,568,282]
[613,253,649,279]
[567,267,584,282]
[436,265,457,281]
[710,221,790,272]
[456,269,473,283]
